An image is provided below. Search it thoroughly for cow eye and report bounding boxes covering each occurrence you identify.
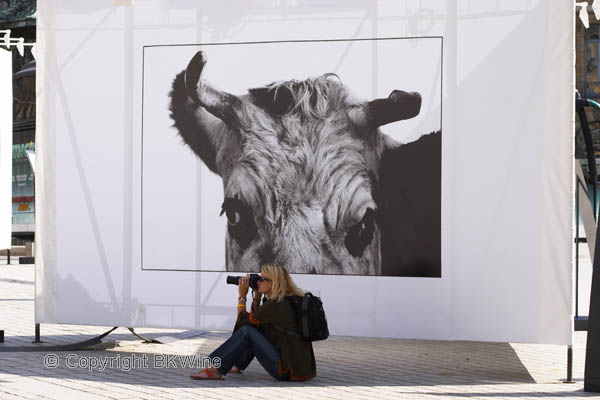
[344,208,375,258]
[220,196,257,249]
[225,209,241,226]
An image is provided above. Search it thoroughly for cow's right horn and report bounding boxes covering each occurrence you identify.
[184,51,243,129]
[367,90,422,127]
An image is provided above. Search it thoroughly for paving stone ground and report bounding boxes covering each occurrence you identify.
[0,263,596,399]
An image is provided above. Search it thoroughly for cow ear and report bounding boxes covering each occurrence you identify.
[249,85,295,116]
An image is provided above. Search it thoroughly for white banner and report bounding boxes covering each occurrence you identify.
[36,0,574,344]
[0,49,12,251]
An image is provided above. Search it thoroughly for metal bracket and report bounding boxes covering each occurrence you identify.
[127,327,163,344]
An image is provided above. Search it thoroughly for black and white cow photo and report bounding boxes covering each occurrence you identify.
[166,48,441,277]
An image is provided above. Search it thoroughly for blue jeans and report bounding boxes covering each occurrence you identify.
[209,325,288,380]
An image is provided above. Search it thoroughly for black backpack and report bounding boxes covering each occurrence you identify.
[273,292,329,342]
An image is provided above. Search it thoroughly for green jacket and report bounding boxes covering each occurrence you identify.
[234,297,316,381]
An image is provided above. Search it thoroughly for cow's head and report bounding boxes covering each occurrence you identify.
[169,51,421,274]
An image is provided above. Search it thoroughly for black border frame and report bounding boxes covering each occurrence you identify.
[140,36,444,275]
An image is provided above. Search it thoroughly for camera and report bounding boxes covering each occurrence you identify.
[226,273,260,290]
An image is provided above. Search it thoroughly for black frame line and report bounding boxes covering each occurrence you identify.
[143,36,444,49]
[140,36,444,277]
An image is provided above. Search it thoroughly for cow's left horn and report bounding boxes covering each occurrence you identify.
[184,51,243,128]
[367,90,422,127]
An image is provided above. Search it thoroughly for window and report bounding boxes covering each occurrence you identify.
[585,25,600,98]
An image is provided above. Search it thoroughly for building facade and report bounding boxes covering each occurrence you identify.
[1,0,36,246]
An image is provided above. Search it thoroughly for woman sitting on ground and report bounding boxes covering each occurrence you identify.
[190,263,316,381]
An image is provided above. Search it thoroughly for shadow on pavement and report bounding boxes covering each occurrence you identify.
[0,333,543,389]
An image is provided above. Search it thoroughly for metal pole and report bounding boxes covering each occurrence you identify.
[577,101,599,206]
[7,249,9,264]
[566,345,574,383]
[595,173,598,221]
[32,323,41,343]
[577,181,580,318]
[585,195,600,392]
[0,330,4,343]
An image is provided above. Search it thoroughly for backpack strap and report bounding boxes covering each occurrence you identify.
[271,323,301,339]
[271,296,303,339]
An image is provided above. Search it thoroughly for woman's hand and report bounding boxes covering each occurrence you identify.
[238,274,250,298]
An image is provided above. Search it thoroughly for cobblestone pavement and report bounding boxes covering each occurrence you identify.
[0,264,596,399]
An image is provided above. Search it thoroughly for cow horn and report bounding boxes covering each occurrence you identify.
[184,51,243,128]
[367,90,422,127]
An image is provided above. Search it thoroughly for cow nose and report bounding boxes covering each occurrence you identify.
[258,245,276,265]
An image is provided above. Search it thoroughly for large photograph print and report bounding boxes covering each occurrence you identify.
[142,38,442,277]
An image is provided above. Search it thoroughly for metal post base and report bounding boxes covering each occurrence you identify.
[127,327,163,344]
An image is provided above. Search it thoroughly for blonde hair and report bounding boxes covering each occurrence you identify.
[261,263,304,302]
